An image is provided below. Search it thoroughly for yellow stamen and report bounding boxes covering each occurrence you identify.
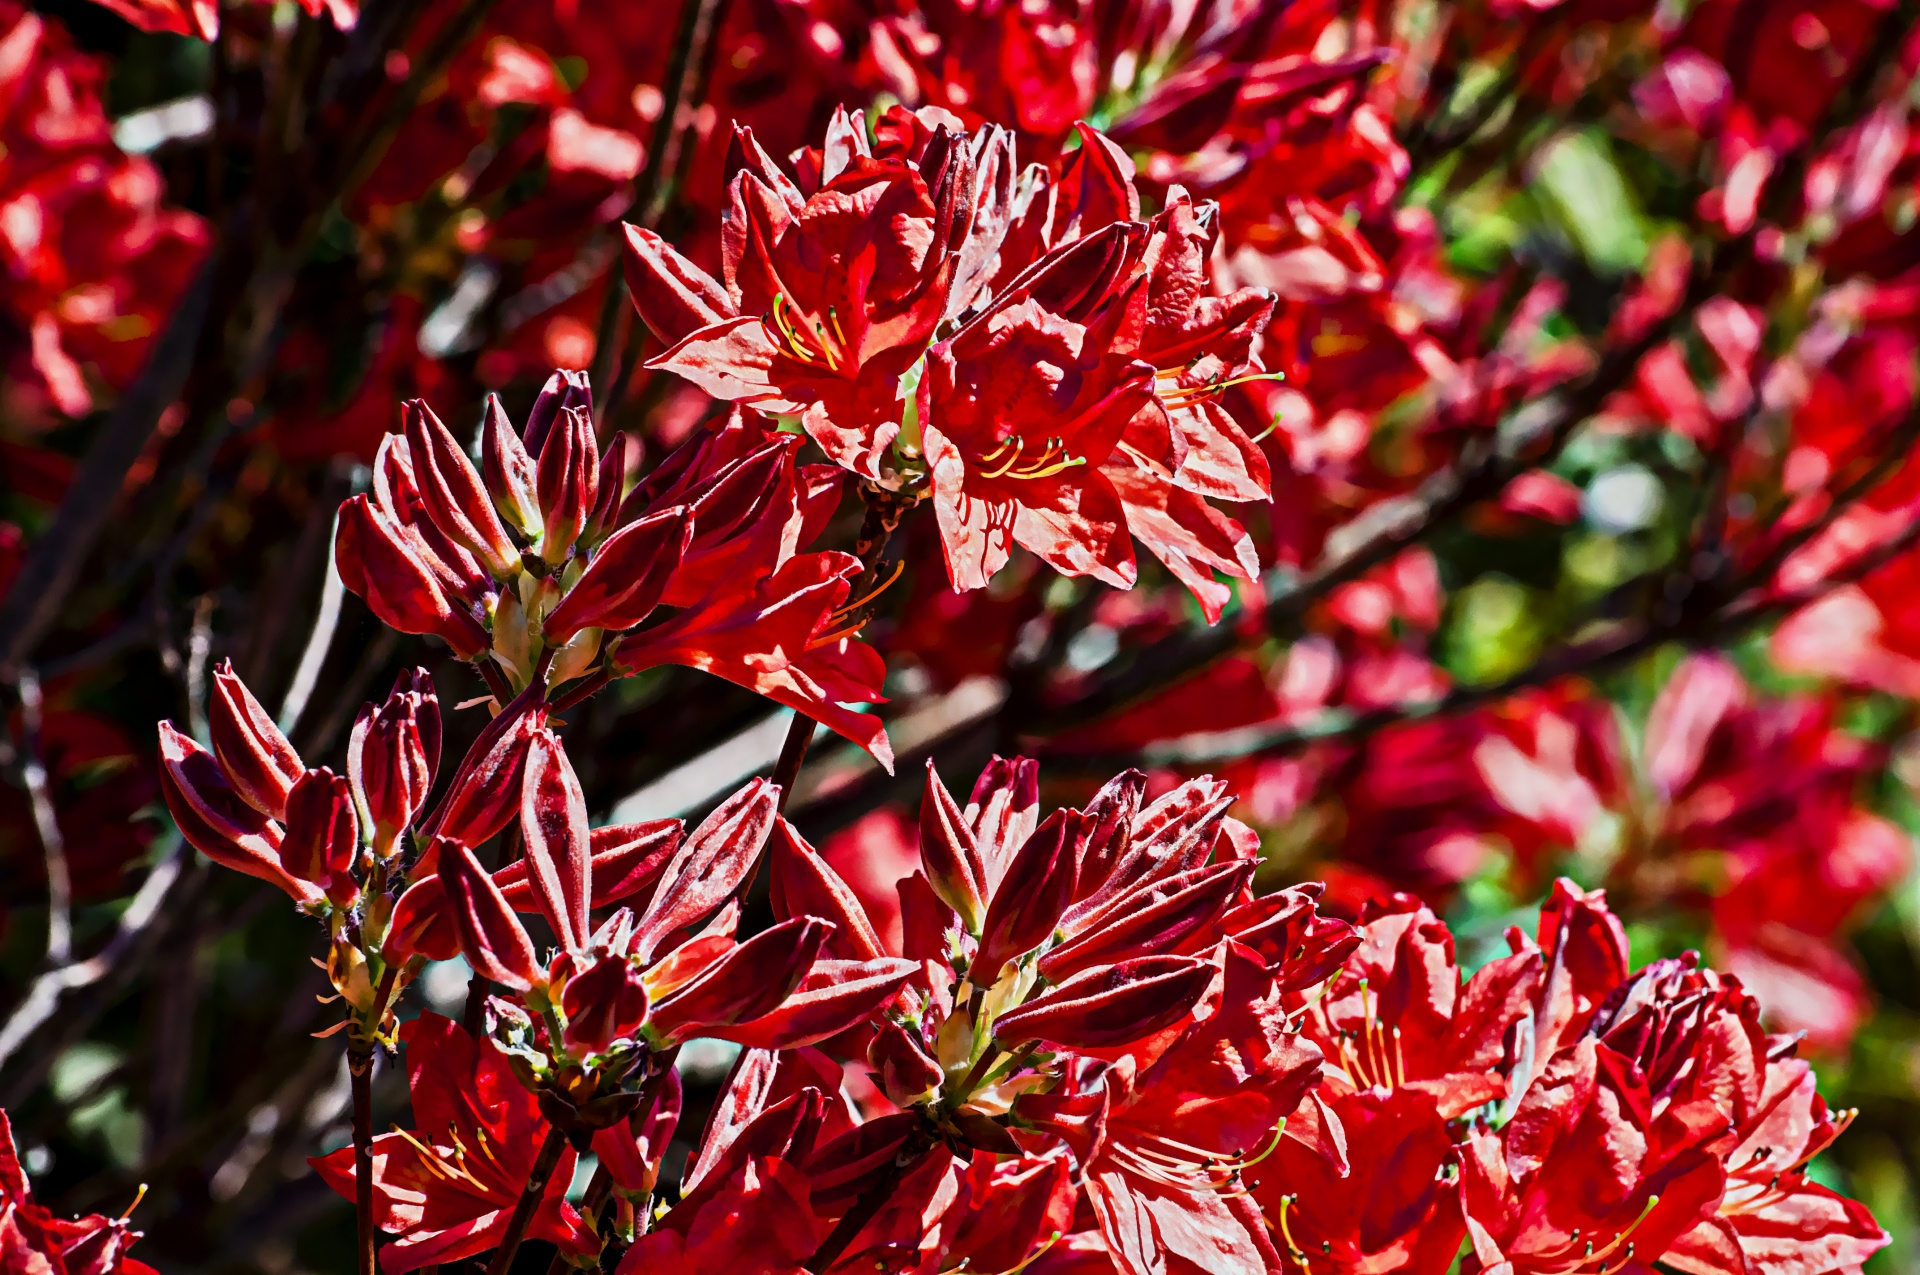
[769,294,817,364]
[827,305,849,350]
[978,437,1026,479]
[119,1183,149,1221]
[812,320,840,371]
[1160,370,1288,404]
[831,559,906,622]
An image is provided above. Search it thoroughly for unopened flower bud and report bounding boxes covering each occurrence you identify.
[347,668,440,858]
[282,767,360,903]
[403,399,520,577]
[536,406,600,565]
[157,722,322,907]
[208,660,303,820]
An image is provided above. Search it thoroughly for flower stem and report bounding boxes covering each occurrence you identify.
[348,1039,376,1275]
[804,1132,934,1273]
[485,1125,568,1275]
[772,484,911,812]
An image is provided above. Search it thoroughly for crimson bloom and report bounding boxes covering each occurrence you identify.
[0,1107,154,1275]
[632,107,975,479]
[312,1013,597,1274]
[1249,1087,1466,1275]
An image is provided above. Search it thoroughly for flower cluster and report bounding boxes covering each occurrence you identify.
[334,371,891,761]
[165,730,1885,1275]
[627,105,1275,619]
[7,0,1920,1269]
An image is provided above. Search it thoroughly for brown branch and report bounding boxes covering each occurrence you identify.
[484,1125,568,1275]
[348,1040,377,1275]
[805,1133,935,1273]
[0,836,192,1080]
[13,670,69,968]
[0,258,217,675]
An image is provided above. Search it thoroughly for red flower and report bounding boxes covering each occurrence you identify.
[0,1106,155,1275]
[1591,957,1889,1275]
[632,107,973,479]
[921,286,1159,593]
[1459,1038,1730,1275]
[311,1013,598,1274]
[1037,943,1329,1275]
[1249,1087,1466,1275]
[1299,896,1541,1118]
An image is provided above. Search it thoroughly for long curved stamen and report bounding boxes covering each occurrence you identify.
[769,294,816,363]
[827,305,849,351]
[1005,437,1087,481]
[978,437,1026,479]
[830,559,906,623]
[1276,1194,1313,1270]
[984,1229,1063,1275]
[1160,370,1288,404]
[119,1183,149,1221]
[812,319,840,371]
[1535,1195,1660,1274]
[808,621,866,650]
[391,1126,488,1190]
[1009,456,1087,480]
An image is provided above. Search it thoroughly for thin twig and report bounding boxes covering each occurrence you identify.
[0,833,189,1076]
[804,1134,934,1273]
[186,595,217,742]
[484,1126,568,1275]
[15,670,70,968]
[0,257,217,674]
[349,1041,377,1275]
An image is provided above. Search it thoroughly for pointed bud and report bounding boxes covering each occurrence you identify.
[994,955,1215,1051]
[282,767,359,903]
[561,952,650,1055]
[208,660,303,820]
[920,761,987,931]
[768,818,885,962]
[335,495,490,658]
[434,835,542,991]
[536,406,600,565]
[1040,859,1253,984]
[520,728,592,954]
[542,504,693,646]
[382,875,460,963]
[481,394,543,539]
[582,431,627,547]
[157,723,322,906]
[721,956,921,1050]
[869,1019,943,1105]
[403,399,519,577]
[631,777,777,962]
[524,369,594,457]
[421,684,547,848]
[646,918,830,1045]
[496,819,683,915]
[967,756,1040,889]
[973,809,1085,985]
[622,223,734,346]
[346,669,440,859]
[1068,768,1145,910]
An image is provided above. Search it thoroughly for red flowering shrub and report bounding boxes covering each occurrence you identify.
[1,0,1918,1270]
